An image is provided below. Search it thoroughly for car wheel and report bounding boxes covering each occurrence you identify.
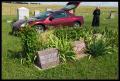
[73,22,81,28]
[34,25,45,33]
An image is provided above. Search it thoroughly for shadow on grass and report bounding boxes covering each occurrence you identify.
[8,31,13,35]
[7,49,24,59]
[8,31,20,37]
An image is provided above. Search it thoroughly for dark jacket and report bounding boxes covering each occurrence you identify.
[92,9,100,27]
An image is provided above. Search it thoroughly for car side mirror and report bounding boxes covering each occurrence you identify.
[49,16,54,21]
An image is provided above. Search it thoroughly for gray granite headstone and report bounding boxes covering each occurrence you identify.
[36,48,59,69]
[72,40,87,59]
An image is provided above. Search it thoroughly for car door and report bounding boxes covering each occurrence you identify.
[49,11,69,27]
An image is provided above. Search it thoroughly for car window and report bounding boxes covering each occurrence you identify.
[34,11,53,19]
[52,12,68,19]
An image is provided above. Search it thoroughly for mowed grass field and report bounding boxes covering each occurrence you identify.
[2,3,118,79]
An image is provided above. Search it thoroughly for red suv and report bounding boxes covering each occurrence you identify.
[12,2,84,33]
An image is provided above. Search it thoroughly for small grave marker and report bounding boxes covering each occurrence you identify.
[36,48,59,69]
[108,11,117,19]
[34,10,41,17]
[72,40,87,59]
[46,8,52,11]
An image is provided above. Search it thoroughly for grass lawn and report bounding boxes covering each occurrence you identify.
[2,3,118,79]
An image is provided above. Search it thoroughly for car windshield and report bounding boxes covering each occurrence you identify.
[34,11,53,19]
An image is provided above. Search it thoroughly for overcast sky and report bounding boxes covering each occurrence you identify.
[39,2,118,7]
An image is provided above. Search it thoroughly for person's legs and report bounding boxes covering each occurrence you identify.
[95,16,100,26]
[92,16,95,26]
[92,16,97,27]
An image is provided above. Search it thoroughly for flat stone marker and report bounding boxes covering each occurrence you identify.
[36,48,59,69]
[72,40,87,59]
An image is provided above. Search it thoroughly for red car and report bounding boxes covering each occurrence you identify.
[12,2,84,33]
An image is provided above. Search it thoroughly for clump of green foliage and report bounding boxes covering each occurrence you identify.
[38,31,76,63]
[19,25,39,64]
[54,26,115,57]
[84,27,115,57]
[87,34,112,57]
[48,34,76,63]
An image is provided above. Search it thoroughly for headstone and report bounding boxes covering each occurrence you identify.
[111,13,115,18]
[108,11,115,19]
[36,48,59,69]
[17,7,29,20]
[72,40,87,59]
[34,10,41,17]
[46,8,52,11]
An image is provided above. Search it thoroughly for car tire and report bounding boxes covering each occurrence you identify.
[73,22,81,28]
[34,25,45,33]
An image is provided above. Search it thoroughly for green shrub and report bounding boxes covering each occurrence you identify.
[37,30,76,63]
[47,34,76,63]
[95,26,118,47]
[54,28,77,41]
[104,28,118,47]
[80,27,115,57]
[86,34,113,57]
[54,27,88,41]
[19,25,39,64]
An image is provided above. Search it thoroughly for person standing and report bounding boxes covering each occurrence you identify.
[92,7,100,27]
